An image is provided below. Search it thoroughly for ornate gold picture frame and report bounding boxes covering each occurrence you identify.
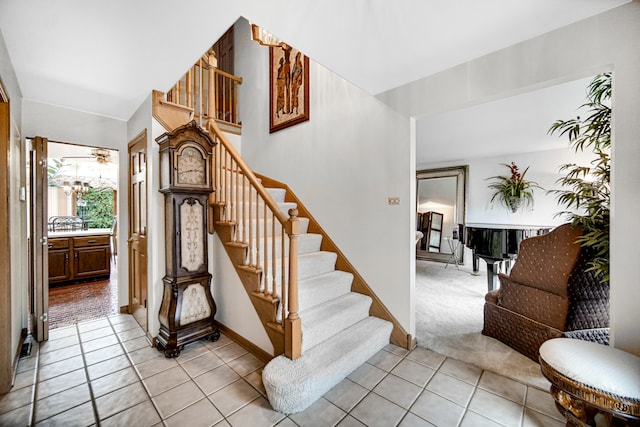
[269,45,309,133]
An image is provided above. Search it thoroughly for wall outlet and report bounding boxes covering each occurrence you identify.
[388,197,400,205]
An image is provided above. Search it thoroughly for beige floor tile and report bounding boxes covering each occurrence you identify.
[384,344,410,357]
[244,370,266,396]
[48,326,78,341]
[95,381,147,420]
[123,336,152,353]
[34,382,91,423]
[405,347,446,370]
[391,359,436,387]
[164,396,224,427]
[77,318,111,333]
[81,334,120,353]
[153,381,206,419]
[87,354,131,380]
[136,355,179,379]
[39,344,82,366]
[225,396,285,427]
[467,388,524,426]
[143,365,191,397]
[373,374,423,409]
[289,397,346,427]
[208,379,260,416]
[101,400,161,427]
[337,414,368,427]
[227,352,262,377]
[0,386,32,415]
[522,407,565,427]
[16,355,37,374]
[460,410,504,426]
[79,326,114,343]
[181,351,225,378]
[38,355,85,382]
[12,369,35,390]
[34,401,95,427]
[350,392,407,427]
[84,343,125,366]
[367,349,403,372]
[194,364,241,396]
[347,363,387,390]
[128,346,163,365]
[107,313,132,325]
[110,317,140,332]
[204,333,233,350]
[116,326,146,342]
[176,341,210,362]
[525,386,563,421]
[409,389,465,427]
[91,366,140,398]
[213,342,248,362]
[397,412,433,427]
[425,372,476,407]
[478,370,527,405]
[39,335,80,354]
[37,368,87,400]
[214,420,232,427]
[0,403,31,426]
[438,358,482,386]
[324,378,369,413]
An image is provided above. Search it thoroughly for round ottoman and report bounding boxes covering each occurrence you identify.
[539,338,640,426]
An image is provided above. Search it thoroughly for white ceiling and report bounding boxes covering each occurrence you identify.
[0,0,628,121]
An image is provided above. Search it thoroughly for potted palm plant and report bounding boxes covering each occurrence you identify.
[487,162,542,213]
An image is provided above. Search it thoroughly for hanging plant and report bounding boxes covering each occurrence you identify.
[548,72,611,283]
[487,162,542,213]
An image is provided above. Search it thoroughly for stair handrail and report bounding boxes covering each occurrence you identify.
[166,48,243,129]
[207,120,302,359]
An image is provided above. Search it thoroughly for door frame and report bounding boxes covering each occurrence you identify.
[0,82,12,393]
[127,129,148,328]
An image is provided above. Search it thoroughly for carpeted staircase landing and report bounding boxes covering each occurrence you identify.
[256,188,393,414]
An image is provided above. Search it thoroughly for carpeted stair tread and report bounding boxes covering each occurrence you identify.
[263,316,393,414]
[300,292,372,352]
[266,188,286,203]
[298,271,354,312]
[252,233,323,259]
[297,251,338,281]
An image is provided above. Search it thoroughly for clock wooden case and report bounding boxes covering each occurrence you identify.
[155,121,220,357]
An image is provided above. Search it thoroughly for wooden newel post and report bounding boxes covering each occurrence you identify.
[285,208,302,359]
[207,49,217,121]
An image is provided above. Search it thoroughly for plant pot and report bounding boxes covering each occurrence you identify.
[507,196,522,213]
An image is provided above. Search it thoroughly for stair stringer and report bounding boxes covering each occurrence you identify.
[257,174,413,350]
[212,213,285,355]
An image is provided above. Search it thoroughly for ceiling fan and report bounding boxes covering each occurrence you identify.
[62,148,113,164]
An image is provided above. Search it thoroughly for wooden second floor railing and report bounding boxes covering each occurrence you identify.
[206,120,302,359]
[166,49,243,131]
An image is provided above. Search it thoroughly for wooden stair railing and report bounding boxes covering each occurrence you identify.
[206,120,302,359]
[153,48,243,134]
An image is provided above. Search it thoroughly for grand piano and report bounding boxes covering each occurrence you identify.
[465,224,552,291]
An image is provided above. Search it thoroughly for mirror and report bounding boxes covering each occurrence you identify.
[416,166,466,262]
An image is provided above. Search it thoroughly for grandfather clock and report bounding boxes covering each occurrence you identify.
[155,121,220,357]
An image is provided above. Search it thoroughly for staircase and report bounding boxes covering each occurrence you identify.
[215,180,393,413]
[152,51,407,414]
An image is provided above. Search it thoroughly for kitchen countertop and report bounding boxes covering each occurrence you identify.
[49,228,112,238]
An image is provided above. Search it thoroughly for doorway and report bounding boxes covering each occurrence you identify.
[44,141,119,329]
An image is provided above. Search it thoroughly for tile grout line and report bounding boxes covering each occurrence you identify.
[28,339,41,427]
[75,322,102,426]
[106,315,165,424]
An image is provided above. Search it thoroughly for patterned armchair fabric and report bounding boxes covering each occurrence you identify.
[482,223,610,362]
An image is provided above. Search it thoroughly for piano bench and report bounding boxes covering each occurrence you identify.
[539,338,640,426]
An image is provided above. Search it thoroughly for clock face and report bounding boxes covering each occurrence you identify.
[177,146,206,185]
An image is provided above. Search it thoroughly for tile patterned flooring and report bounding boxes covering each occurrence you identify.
[0,314,565,427]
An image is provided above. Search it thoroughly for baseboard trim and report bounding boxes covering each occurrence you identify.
[407,334,417,350]
[119,305,129,313]
[10,328,28,388]
[215,321,274,364]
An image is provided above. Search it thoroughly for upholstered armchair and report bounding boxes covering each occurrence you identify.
[482,223,610,362]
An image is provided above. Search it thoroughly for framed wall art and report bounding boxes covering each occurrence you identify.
[269,44,309,133]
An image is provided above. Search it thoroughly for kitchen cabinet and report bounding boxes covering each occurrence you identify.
[48,232,111,284]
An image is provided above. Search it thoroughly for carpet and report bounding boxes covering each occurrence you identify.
[415,258,550,390]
